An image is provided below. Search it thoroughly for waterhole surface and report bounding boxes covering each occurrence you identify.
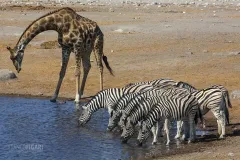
[0,96,207,160]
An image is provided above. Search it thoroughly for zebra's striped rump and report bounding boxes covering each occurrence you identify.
[176,81,228,138]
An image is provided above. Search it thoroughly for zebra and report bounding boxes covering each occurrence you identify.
[211,84,232,125]
[137,91,200,146]
[120,97,159,144]
[78,84,153,125]
[125,78,176,88]
[107,92,146,131]
[211,85,232,108]
[175,81,227,139]
[118,87,199,144]
[107,85,189,132]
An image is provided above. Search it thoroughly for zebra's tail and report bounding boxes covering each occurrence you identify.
[102,55,114,76]
[224,106,230,125]
[220,95,230,125]
[224,90,232,108]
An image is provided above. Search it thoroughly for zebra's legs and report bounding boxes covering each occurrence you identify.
[151,122,158,145]
[219,110,226,138]
[158,120,164,137]
[182,120,189,141]
[175,120,183,139]
[202,118,206,128]
[217,120,222,135]
[213,110,226,138]
[164,119,170,145]
[188,117,196,143]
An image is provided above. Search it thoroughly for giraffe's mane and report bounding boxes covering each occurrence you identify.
[16,7,75,46]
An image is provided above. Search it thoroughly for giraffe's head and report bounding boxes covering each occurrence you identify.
[6,46,24,73]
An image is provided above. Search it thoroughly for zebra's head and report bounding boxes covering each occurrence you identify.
[120,117,135,143]
[78,106,91,125]
[137,121,151,146]
[107,110,122,131]
[119,111,128,129]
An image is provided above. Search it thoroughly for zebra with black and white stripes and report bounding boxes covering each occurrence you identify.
[136,91,200,145]
[118,87,200,144]
[211,84,232,125]
[176,81,227,139]
[78,84,153,125]
[211,85,232,107]
[107,92,146,131]
[107,85,189,132]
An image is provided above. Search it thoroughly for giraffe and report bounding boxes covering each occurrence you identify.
[6,7,114,103]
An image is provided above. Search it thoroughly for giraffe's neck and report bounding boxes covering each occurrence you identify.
[16,14,62,51]
[16,8,76,50]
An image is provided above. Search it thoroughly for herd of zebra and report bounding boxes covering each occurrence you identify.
[78,78,232,146]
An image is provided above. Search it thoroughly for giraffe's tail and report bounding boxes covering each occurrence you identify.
[102,55,114,76]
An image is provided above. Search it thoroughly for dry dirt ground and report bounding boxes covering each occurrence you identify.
[0,3,239,160]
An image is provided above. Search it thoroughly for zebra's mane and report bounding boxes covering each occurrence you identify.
[177,81,197,90]
[84,88,108,107]
[84,88,123,108]
[17,7,75,45]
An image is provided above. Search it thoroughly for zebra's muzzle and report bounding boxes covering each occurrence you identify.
[78,120,85,126]
[137,140,143,147]
[107,126,115,132]
[120,137,128,144]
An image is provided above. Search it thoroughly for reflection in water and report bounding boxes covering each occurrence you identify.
[0,96,197,160]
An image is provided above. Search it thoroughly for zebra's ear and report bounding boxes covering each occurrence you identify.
[174,82,180,87]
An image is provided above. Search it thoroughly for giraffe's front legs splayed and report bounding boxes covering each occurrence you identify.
[50,47,70,102]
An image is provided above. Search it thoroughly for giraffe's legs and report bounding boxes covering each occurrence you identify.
[50,47,70,102]
[94,36,104,90]
[74,54,81,103]
[79,55,91,99]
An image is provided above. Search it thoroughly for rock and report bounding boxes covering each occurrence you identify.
[40,40,60,49]
[37,92,43,96]
[203,50,208,53]
[213,51,240,56]
[114,29,124,33]
[0,69,17,81]
[186,52,193,55]
[111,50,114,53]
[228,152,234,157]
[109,8,114,12]
[231,90,240,99]
[151,2,158,5]
[133,17,140,19]
[229,51,240,55]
